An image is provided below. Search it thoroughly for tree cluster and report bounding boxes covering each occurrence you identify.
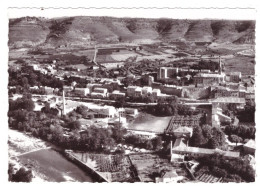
[236,105,255,123]
[148,97,179,116]
[124,135,163,150]
[196,154,255,182]
[9,94,35,112]
[8,66,64,91]
[8,164,33,182]
[190,125,226,149]
[225,124,255,140]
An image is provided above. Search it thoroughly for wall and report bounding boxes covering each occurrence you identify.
[182,86,211,99]
[151,82,183,97]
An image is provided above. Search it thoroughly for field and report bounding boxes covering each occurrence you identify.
[224,56,255,75]
[128,112,171,133]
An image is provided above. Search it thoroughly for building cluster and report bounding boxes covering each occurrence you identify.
[126,85,170,100]
[169,131,240,163]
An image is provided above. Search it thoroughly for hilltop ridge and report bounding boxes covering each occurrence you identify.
[8,16,255,48]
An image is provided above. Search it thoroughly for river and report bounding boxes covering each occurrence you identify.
[18,148,95,182]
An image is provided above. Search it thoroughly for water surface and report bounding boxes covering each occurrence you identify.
[19,148,95,182]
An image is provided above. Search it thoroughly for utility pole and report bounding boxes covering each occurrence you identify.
[62,90,66,116]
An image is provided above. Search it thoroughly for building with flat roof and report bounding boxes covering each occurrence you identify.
[109,90,125,99]
[73,88,90,96]
[172,145,240,159]
[194,73,225,86]
[211,97,246,105]
[141,86,152,97]
[226,72,242,83]
[152,89,161,97]
[158,67,179,80]
[127,86,139,97]
[90,106,117,118]
[243,139,255,155]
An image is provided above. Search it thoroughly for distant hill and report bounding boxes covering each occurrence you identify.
[8,16,255,48]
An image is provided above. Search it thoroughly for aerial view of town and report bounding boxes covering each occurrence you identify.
[8,15,256,183]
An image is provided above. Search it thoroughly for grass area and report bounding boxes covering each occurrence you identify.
[224,56,255,75]
[128,112,171,133]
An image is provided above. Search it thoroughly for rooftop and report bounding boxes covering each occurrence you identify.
[244,139,256,149]
[111,90,125,95]
[211,97,246,104]
[194,73,225,78]
[172,146,240,158]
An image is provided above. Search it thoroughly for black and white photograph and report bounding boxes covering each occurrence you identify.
[2,0,258,184]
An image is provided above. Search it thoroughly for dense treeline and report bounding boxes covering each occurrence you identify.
[195,154,255,182]
[8,94,163,153]
[148,102,202,118]
[190,125,226,149]
[236,105,255,123]
[8,164,33,182]
[124,135,163,150]
[225,124,255,140]
[190,60,220,72]
[8,67,64,90]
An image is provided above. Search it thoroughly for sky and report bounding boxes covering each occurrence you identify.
[7,7,257,20]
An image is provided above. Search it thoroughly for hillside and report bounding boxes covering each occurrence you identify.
[8,16,255,48]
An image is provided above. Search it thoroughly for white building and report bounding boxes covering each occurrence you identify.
[87,83,102,93]
[93,87,108,94]
[90,92,106,99]
[44,87,54,95]
[63,86,73,93]
[74,88,90,96]
[142,86,152,97]
[127,86,139,97]
[125,108,138,117]
[226,72,242,83]
[110,90,126,99]
[90,106,117,118]
[152,89,161,97]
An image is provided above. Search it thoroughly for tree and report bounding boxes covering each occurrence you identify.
[8,163,15,181]
[211,127,226,147]
[76,105,89,118]
[152,136,163,150]
[67,120,81,130]
[201,125,212,139]
[114,97,126,109]
[145,140,153,150]
[212,166,227,178]
[11,167,33,182]
[208,138,218,149]
[229,135,243,146]
[190,126,206,147]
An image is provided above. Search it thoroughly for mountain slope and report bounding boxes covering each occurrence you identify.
[8,16,255,48]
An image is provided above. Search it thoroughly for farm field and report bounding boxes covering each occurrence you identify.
[224,56,255,75]
[71,152,135,182]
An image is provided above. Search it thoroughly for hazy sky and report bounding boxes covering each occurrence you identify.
[7,8,256,20]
